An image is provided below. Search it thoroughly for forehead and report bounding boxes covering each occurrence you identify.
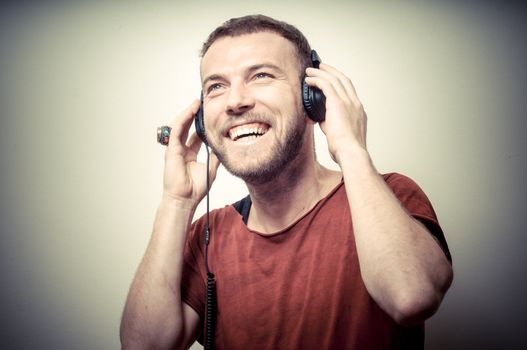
[200,32,300,80]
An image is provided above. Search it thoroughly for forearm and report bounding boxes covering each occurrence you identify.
[305,61,452,324]
[338,147,453,325]
[120,197,196,349]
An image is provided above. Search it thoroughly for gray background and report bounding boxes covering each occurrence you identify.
[1,1,526,349]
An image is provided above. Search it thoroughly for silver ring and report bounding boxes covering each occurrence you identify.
[157,125,171,146]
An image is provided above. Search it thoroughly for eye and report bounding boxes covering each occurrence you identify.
[254,72,272,80]
[206,83,223,94]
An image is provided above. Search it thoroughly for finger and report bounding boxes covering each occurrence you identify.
[319,63,359,100]
[167,99,201,149]
[306,65,362,108]
[186,132,203,158]
[305,66,349,103]
[304,73,346,108]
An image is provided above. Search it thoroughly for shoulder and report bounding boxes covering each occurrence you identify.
[383,172,452,262]
[381,172,439,231]
[191,202,245,234]
[382,172,420,188]
[382,172,433,209]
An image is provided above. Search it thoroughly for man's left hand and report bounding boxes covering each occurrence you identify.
[304,63,368,164]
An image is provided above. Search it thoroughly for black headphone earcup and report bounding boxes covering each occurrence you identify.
[194,99,207,144]
[302,79,326,122]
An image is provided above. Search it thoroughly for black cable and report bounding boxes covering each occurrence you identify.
[204,145,216,350]
[205,271,216,350]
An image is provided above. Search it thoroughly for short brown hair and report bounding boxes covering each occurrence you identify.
[200,15,312,73]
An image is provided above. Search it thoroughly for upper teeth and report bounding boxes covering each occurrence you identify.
[229,123,268,141]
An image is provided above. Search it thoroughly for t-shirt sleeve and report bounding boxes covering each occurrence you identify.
[181,218,207,318]
[384,172,452,263]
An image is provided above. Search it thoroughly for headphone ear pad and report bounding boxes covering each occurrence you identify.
[302,79,326,122]
[194,98,207,144]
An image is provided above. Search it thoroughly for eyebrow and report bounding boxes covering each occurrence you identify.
[201,73,225,89]
[201,63,285,88]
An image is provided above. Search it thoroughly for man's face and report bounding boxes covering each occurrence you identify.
[200,32,308,184]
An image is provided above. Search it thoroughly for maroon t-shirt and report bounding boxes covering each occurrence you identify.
[182,173,450,349]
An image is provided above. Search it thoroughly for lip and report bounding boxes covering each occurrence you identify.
[222,119,270,140]
[223,120,267,134]
[229,131,269,145]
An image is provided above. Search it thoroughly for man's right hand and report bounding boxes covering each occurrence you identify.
[163,100,220,208]
[121,100,214,349]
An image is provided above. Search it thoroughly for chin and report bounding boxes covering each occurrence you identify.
[209,114,307,184]
[218,151,279,184]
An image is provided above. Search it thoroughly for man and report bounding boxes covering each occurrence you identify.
[120,15,453,350]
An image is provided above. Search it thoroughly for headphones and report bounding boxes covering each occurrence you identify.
[194,50,326,144]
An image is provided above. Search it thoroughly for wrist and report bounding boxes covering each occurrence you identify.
[334,143,369,165]
[335,145,378,176]
[160,193,198,214]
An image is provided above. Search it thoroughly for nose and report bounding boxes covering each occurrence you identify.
[225,82,255,116]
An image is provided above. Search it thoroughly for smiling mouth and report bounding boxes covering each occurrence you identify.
[228,122,269,141]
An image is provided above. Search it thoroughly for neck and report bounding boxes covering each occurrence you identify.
[246,150,341,234]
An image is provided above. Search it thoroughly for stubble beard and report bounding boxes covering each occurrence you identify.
[209,113,307,186]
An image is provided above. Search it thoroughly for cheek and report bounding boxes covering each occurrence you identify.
[260,86,302,119]
[203,99,225,135]
[264,85,299,104]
